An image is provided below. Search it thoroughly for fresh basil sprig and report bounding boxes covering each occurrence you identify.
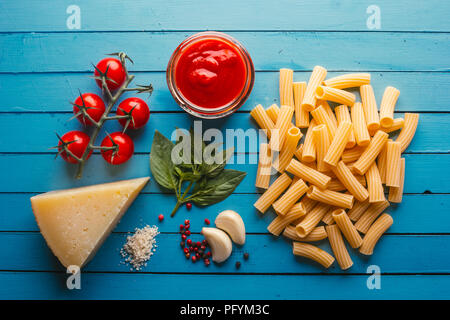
[150,130,246,217]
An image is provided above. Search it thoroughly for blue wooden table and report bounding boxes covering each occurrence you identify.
[1,0,449,300]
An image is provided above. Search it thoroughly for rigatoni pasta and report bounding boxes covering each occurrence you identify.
[272,178,308,216]
[326,224,353,270]
[335,105,356,149]
[316,86,356,106]
[251,68,420,271]
[293,82,309,128]
[331,209,363,249]
[283,226,327,242]
[292,242,335,268]
[279,68,294,108]
[250,104,275,138]
[286,158,331,189]
[351,102,371,147]
[312,124,330,172]
[301,66,327,112]
[323,73,370,89]
[307,185,354,209]
[255,143,272,189]
[396,113,419,152]
[360,84,380,133]
[254,173,292,214]
[366,162,386,203]
[385,141,402,188]
[388,158,405,203]
[360,213,393,255]
[323,121,353,167]
[379,86,400,128]
[353,130,388,175]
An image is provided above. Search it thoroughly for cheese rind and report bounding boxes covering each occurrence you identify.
[30,177,150,268]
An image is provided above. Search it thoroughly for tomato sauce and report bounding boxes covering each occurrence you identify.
[174,38,247,109]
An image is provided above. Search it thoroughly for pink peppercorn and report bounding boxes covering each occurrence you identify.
[185,230,191,236]
[204,218,210,225]
[187,239,192,246]
[158,214,164,221]
[186,203,192,210]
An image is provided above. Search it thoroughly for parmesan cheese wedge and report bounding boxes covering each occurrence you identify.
[30,177,150,268]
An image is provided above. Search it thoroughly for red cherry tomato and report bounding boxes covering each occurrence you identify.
[94,58,126,91]
[58,131,92,164]
[116,97,150,129]
[100,132,134,165]
[73,93,105,126]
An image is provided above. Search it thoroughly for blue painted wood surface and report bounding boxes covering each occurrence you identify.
[0,1,449,300]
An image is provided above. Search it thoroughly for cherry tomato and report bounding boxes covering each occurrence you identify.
[100,132,134,165]
[94,58,126,91]
[116,97,150,129]
[58,131,92,164]
[73,93,105,126]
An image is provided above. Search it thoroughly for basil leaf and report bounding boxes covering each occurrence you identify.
[150,130,178,190]
[190,169,246,206]
[202,146,234,178]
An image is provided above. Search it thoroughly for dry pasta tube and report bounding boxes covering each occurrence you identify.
[255,143,272,189]
[332,161,369,202]
[396,113,419,152]
[360,213,393,255]
[279,68,294,108]
[385,141,402,188]
[332,209,363,249]
[293,144,303,161]
[283,226,327,242]
[311,104,337,139]
[318,100,338,128]
[250,104,275,138]
[295,202,329,237]
[302,119,317,162]
[353,130,388,175]
[348,199,371,222]
[335,105,356,149]
[270,105,294,152]
[286,158,331,189]
[326,224,353,270]
[379,86,400,128]
[301,66,327,112]
[273,126,302,173]
[322,207,336,225]
[366,162,386,203]
[351,102,371,147]
[293,82,309,128]
[381,118,404,133]
[316,86,356,107]
[292,242,335,268]
[323,73,371,89]
[323,121,353,167]
[312,124,330,172]
[377,139,391,184]
[272,179,309,216]
[360,84,380,132]
[254,173,292,214]
[342,145,367,163]
[307,185,354,209]
[327,175,366,192]
[267,203,306,236]
[354,200,390,234]
[266,104,280,123]
[389,158,405,203]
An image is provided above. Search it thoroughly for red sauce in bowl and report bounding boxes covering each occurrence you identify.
[167,32,254,119]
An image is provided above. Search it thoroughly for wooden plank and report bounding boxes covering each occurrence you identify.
[1,32,449,72]
[0,113,444,153]
[0,272,448,300]
[1,72,449,113]
[2,194,448,234]
[0,233,449,274]
[0,153,448,193]
[1,1,449,32]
